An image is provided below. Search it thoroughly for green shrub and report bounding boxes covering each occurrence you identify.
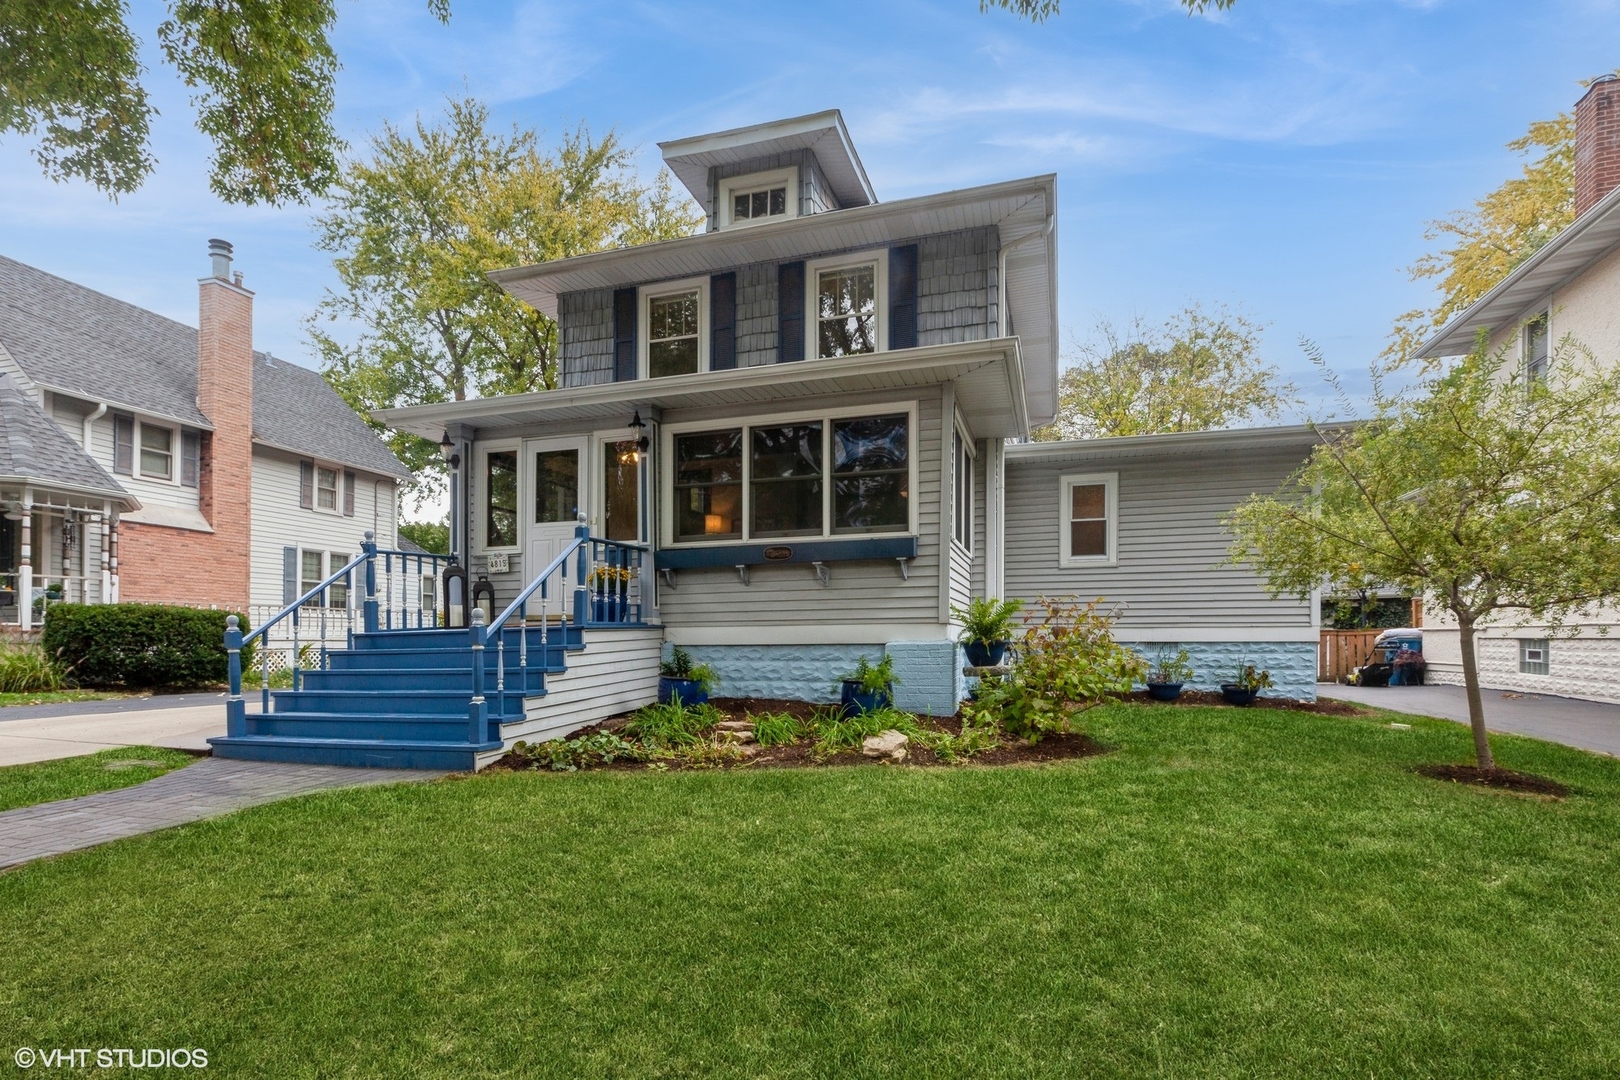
[749,711,804,747]
[624,700,720,748]
[0,645,66,693]
[838,654,898,695]
[510,733,643,772]
[41,604,251,689]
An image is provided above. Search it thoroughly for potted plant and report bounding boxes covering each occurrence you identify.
[1220,661,1274,706]
[658,646,718,707]
[838,654,899,716]
[952,597,1025,668]
[588,565,634,623]
[1145,647,1194,701]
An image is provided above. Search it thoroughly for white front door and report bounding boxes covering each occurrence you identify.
[525,436,588,610]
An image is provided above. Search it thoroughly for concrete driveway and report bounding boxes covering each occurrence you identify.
[1319,682,1620,757]
[0,693,252,767]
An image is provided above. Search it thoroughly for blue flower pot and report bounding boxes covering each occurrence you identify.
[1219,684,1258,707]
[963,640,1009,668]
[659,677,707,707]
[840,680,891,716]
[1146,682,1183,702]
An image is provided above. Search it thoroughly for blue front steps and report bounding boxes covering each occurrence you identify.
[209,624,585,770]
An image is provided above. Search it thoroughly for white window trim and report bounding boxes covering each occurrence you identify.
[1059,472,1119,568]
[135,419,178,484]
[805,249,888,362]
[660,400,920,549]
[478,440,522,553]
[638,276,710,379]
[717,166,799,231]
[952,416,975,554]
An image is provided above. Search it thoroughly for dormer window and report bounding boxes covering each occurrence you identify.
[718,167,798,230]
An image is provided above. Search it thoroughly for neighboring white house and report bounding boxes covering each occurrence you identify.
[0,245,413,640]
[1414,74,1620,703]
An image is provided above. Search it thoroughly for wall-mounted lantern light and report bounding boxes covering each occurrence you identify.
[628,411,650,458]
[438,431,461,470]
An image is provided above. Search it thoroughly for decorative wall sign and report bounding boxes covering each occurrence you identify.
[763,546,793,561]
[486,551,510,574]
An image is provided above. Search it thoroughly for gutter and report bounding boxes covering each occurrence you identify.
[1004,423,1339,460]
[997,206,1054,343]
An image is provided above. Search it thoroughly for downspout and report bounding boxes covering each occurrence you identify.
[83,402,107,453]
[996,209,1055,342]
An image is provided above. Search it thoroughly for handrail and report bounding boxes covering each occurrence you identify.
[486,535,586,639]
[242,552,367,648]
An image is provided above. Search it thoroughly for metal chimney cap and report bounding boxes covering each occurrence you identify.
[207,238,233,280]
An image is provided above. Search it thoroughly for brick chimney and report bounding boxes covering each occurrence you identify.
[1575,74,1620,218]
[195,239,254,605]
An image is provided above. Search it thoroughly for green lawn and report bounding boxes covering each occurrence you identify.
[0,745,195,813]
[0,689,133,709]
[3,704,1619,1077]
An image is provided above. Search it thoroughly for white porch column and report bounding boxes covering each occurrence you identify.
[100,503,112,604]
[108,514,120,604]
[18,489,32,631]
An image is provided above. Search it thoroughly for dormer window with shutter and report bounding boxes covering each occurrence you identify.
[717,168,798,230]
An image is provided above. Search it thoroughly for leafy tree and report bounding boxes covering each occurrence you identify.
[981,0,1233,18]
[310,98,702,485]
[0,0,449,204]
[1035,305,1297,441]
[1226,341,1620,770]
[398,520,449,555]
[1383,113,1576,370]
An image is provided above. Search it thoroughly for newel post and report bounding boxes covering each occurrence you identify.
[225,615,246,737]
[467,607,487,745]
[573,516,590,625]
[362,529,380,634]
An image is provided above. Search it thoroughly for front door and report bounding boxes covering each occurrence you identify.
[525,436,587,609]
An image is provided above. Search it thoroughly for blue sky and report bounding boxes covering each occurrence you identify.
[3,0,1619,420]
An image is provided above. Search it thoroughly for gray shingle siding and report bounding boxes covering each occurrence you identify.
[918,227,998,346]
[735,262,778,367]
[560,288,615,387]
[706,150,839,230]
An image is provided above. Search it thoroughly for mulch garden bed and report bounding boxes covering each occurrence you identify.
[1121,690,1370,716]
[1413,764,1570,798]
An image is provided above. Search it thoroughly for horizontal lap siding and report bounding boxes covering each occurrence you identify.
[1003,450,1312,628]
[560,289,614,388]
[249,450,394,608]
[657,391,945,628]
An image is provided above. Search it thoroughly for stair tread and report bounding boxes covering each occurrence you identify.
[213,734,504,751]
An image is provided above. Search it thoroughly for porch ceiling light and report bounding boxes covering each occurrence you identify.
[438,431,460,470]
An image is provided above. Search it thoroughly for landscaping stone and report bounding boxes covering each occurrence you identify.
[714,721,754,733]
[862,730,909,762]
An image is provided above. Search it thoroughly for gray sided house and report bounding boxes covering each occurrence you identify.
[375,109,1319,729]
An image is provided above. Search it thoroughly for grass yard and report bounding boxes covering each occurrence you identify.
[0,690,133,709]
[0,745,196,813]
[3,703,1620,1077]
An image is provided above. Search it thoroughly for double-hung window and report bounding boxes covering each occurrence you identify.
[812,256,881,359]
[1060,473,1118,567]
[315,466,339,511]
[642,278,708,378]
[1525,313,1550,384]
[300,550,351,608]
[670,408,911,545]
[139,424,173,480]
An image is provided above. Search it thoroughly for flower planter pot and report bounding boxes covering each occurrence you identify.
[1219,684,1258,707]
[1145,682,1184,702]
[963,640,1009,668]
[658,677,708,708]
[591,595,624,623]
[839,679,891,716]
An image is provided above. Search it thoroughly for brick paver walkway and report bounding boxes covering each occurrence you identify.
[0,757,445,870]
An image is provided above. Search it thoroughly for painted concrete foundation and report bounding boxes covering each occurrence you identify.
[1423,628,1620,706]
[1127,641,1318,702]
[885,641,963,717]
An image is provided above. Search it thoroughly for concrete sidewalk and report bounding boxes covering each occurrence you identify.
[0,757,443,870]
[0,702,246,766]
[1319,682,1620,757]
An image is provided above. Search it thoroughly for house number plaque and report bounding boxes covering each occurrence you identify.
[486,552,510,573]
[763,546,792,561]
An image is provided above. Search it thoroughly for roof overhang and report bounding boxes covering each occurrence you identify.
[488,174,1059,426]
[658,110,875,209]
[251,437,413,483]
[1417,183,1620,358]
[1005,424,1333,464]
[33,381,214,432]
[0,476,138,511]
[375,338,1030,441]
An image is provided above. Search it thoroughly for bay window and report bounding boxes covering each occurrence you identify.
[668,408,912,545]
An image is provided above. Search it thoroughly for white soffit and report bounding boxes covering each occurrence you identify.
[1418,183,1620,358]
[658,110,876,210]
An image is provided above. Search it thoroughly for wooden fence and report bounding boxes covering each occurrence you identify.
[1319,630,1381,683]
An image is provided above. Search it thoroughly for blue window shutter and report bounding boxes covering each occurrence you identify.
[180,430,200,487]
[777,261,805,363]
[710,272,737,370]
[612,288,637,381]
[299,460,314,509]
[889,244,919,350]
[282,547,298,605]
[112,415,134,475]
[343,471,356,516]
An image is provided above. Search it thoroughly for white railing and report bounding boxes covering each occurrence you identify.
[0,572,110,627]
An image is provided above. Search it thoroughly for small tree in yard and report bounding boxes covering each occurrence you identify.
[1227,340,1620,770]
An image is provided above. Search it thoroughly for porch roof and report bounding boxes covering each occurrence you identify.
[375,338,1029,440]
[0,375,136,510]
[486,175,1059,426]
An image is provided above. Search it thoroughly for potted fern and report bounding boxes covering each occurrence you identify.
[1145,647,1194,701]
[658,646,719,707]
[838,654,898,716]
[952,597,1024,668]
[1220,661,1274,706]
